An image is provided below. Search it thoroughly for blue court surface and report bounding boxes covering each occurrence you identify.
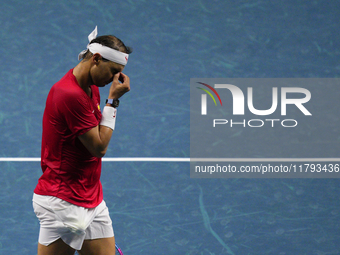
[1,1,340,254]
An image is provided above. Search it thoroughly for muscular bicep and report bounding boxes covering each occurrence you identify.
[78,125,113,158]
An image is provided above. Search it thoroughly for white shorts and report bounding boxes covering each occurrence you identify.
[32,193,114,250]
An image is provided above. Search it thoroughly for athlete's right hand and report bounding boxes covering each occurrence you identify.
[108,72,130,99]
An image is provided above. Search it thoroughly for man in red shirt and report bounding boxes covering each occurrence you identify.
[33,26,131,255]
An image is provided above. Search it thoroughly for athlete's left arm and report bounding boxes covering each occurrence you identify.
[78,72,130,158]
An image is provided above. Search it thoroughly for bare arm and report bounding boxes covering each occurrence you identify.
[78,72,130,158]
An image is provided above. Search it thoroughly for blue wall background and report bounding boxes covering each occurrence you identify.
[0,0,339,254]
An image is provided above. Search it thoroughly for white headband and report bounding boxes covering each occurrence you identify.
[78,26,129,66]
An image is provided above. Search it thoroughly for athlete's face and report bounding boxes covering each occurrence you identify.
[90,54,124,87]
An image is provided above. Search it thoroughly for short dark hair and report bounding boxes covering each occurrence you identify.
[82,35,133,60]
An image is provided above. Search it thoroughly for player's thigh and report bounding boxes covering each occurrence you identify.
[78,236,115,255]
[37,238,76,255]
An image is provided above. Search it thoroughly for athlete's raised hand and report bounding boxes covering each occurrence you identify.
[108,72,130,99]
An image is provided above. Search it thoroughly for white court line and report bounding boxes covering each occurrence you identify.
[0,157,190,162]
[0,157,41,162]
[103,157,190,162]
[191,158,340,162]
[0,157,340,162]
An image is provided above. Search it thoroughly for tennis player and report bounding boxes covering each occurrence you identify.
[32,26,132,255]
